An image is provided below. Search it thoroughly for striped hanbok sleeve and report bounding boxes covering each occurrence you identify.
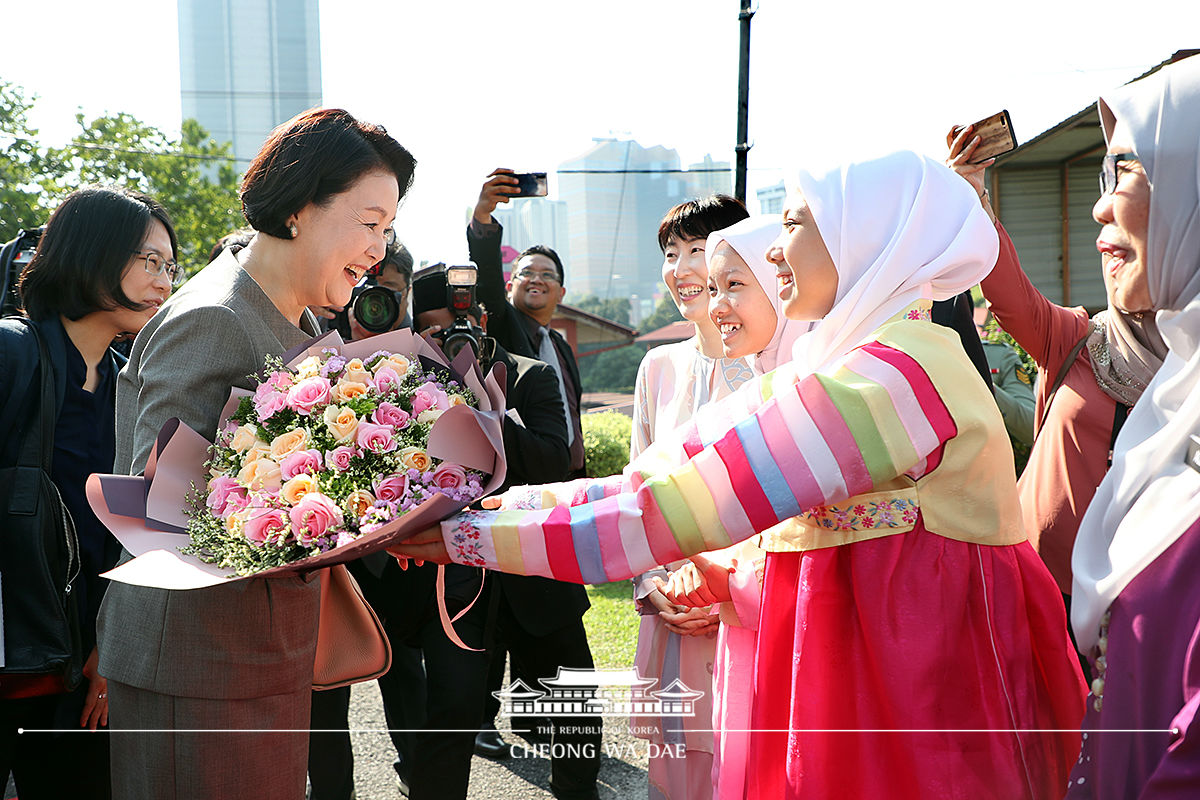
[442,339,958,581]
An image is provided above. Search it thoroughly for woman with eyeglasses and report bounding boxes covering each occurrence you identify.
[946,104,1168,662]
[1066,55,1200,798]
[94,108,415,800]
[0,185,178,800]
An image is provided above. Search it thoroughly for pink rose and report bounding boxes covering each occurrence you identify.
[286,376,332,416]
[372,401,410,429]
[206,476,248,519]
[356,421,398,454]
[279,448,323,481]
[290,492,343,545]
[372,367,402,396]
[410,382,448,416]
[267,370,294,391]
[327,445,356,473]
[431,463,467,490]
[373,473,409,503]
[253,389,287,421]
[243,507,290,546]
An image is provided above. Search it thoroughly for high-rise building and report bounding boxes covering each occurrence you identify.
[178,0,322,164]
[757,180,786,216]
[490,197,571,266]
[556,139,731,303]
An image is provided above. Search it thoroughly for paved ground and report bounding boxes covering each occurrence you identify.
[344,679,651,799]
[4,680,650,799]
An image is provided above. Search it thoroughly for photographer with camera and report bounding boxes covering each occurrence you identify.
[466,172,601,799]
[307,238,413,340]
[469,169,584,479]
[379,263,591,799]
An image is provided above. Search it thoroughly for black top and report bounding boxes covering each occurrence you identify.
[50,318,121,653]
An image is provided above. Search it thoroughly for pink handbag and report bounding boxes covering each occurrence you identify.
[312,564,391,690]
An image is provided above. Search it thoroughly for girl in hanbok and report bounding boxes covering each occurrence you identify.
[660,215,812,800]
[396,150,1086,799]
[629,195,753,800]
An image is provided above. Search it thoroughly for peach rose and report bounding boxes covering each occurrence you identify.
[344,490,376,518]
[416,409,444,425]
[229,424,260,453]
[448,394,468,407]
[373,353,410,378]
[397,446,432,472]
[280,473,318,506]
[295,355,323,379]
[323,405,360,443]
[237,456,282,492]
[269,428,310,462]
[342,358,374,386]
[331,379,370,403]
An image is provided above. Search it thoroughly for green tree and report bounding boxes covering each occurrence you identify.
[639,294,684,333]
[44,114,242,274]
[579,344,646,394]
[0,81,54,241]
[572,294,632,326]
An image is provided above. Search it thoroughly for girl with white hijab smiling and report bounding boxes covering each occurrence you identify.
[1067,54,1200,798]
[394,150,1085,798]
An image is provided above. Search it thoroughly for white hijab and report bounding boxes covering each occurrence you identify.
[787,150,998,374]
[1071,55,1200,652]
[706,215,813,374]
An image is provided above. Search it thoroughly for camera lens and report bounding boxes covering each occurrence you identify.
[353,286,400,333]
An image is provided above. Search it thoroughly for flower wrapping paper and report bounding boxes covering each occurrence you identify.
[86,328,507,589]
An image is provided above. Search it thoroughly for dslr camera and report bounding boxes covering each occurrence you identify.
[413,262,493,363]
[336,280,407,338]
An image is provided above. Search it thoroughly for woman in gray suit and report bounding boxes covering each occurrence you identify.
[96,108,416,799]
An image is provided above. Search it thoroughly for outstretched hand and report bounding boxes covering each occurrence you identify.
[474,168,520,225]
[388,524,451,565]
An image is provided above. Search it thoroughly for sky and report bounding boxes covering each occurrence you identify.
[2,0,1198,269]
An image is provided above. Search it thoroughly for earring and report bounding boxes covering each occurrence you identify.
[289,223,299,238]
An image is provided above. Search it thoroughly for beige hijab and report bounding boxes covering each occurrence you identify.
[1071,55,1200,652]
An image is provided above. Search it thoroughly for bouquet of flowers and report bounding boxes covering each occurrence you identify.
[87,329,506,589]
[185,346,488,575]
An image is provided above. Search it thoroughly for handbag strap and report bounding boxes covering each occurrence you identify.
[1035,331,1091,440]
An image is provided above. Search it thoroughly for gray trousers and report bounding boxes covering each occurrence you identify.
[108,680,310,799]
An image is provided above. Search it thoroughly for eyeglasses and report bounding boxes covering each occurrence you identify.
[515,268,560,284]
[1099,153,1138,195]
[134,251,184,286]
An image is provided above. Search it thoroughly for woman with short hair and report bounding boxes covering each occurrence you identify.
[96,107,415,800]
[1,185,178,799]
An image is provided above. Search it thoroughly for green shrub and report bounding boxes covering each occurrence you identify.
[582,411,632,478]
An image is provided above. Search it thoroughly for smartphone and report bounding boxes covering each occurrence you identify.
[510,172,548,198]
[959,110,1016,164]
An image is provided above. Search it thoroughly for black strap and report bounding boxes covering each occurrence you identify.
[1107,402,1130,469]
[9,319,57,471]
[1035,331,1091,439]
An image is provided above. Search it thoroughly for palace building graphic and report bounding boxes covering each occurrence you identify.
[494,667,705,718]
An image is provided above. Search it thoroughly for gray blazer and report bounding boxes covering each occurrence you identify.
[97,250,321,700]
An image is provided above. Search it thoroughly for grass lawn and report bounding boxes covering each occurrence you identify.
[583,581,640,668]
